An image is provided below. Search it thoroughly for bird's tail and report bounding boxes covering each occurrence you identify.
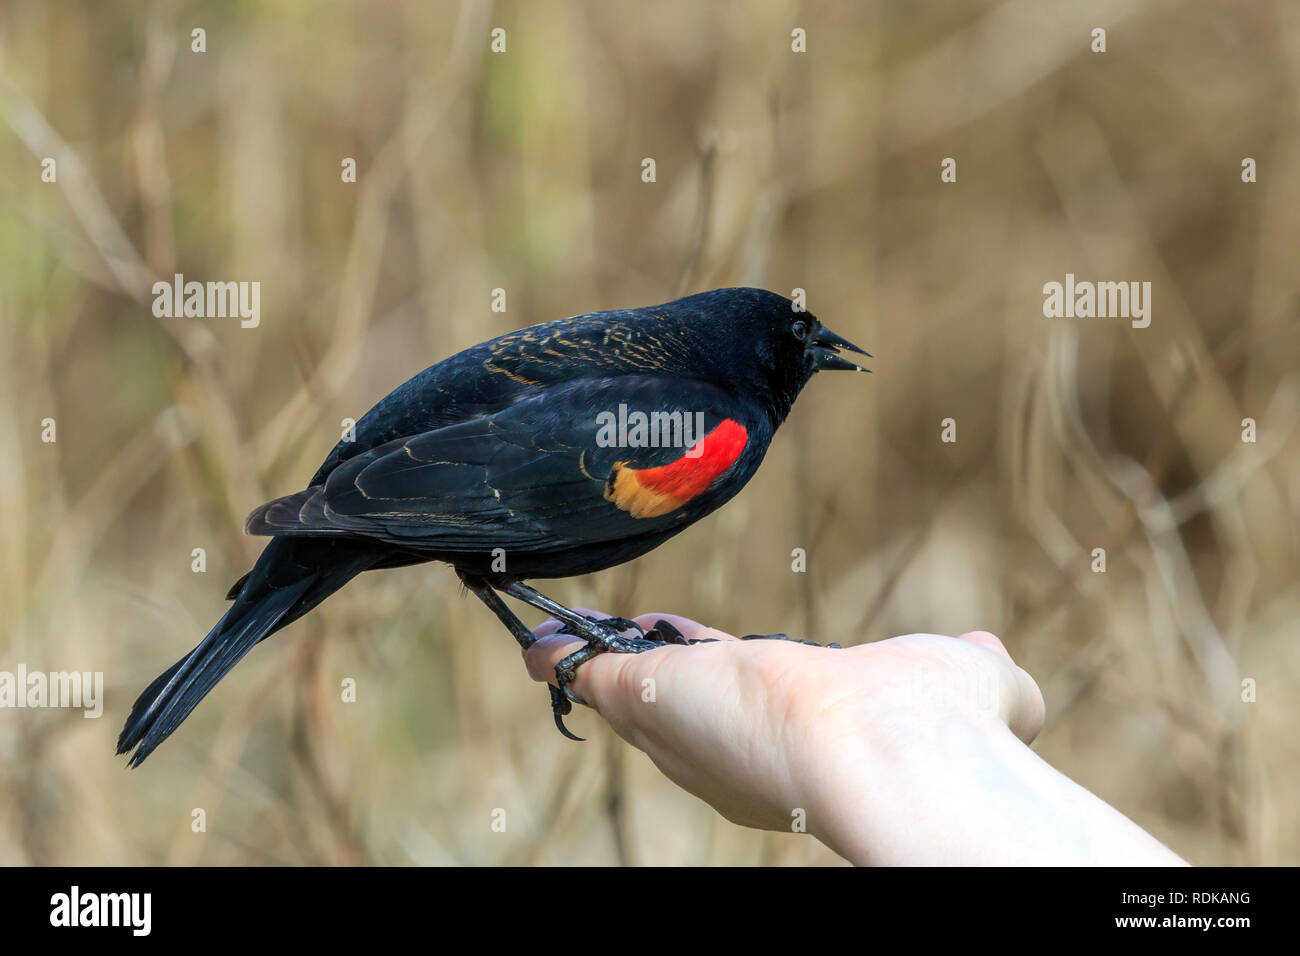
[117,536,377,767]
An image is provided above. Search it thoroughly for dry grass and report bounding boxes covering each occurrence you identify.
[0,0,1296,865]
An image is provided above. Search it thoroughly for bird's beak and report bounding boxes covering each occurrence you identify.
[810,325,872,372]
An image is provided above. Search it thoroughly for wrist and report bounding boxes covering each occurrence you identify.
[805,707,1185,866]
[805,708,1013,865]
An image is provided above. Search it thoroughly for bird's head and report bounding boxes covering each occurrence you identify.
[670,287,870,423]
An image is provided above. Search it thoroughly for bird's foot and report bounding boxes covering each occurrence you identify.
[548,616,679,740]
[544,619,841,740]
[647,619,842,649]
[740,632,843,649]
[564,614,648,636]
[645,618,714,645]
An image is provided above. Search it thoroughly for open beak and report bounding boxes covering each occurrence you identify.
[810,325,872,372]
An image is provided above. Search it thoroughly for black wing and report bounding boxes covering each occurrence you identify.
[248,376,763,553]
[309,311,701,485]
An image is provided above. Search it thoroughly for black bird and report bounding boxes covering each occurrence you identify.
[117,287,869,766]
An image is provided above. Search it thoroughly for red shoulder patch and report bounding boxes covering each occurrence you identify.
[604,419,748,518]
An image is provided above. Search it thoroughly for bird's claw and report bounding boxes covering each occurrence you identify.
[645,619,722,645]
[650,621,841,648]
[548,685,584,741]
[645,619,688,644]
[651,620,841,648]
[740,632,842,648]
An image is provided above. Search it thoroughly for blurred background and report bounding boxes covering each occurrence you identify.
[0,0,1297,865]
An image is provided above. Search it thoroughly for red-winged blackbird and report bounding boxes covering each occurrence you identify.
[117,287,869,765]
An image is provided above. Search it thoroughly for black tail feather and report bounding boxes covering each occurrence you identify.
[225,570,252,600]
[116,575,313,767]
[118,536,380,767]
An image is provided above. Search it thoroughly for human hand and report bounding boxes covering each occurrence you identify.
[525,612,1184,866]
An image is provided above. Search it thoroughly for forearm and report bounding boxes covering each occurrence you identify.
[809,714,1188,866]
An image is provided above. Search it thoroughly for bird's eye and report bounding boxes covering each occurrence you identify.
[791,320,808,341]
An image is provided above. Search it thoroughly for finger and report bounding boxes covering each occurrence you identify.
[1005,662,1046,744]
[956,630,1012,661]
[955,632,1045,744]
[532,617,565,640]
[522,607,622,684]
[523,631,585,683]
[522,614,702,719]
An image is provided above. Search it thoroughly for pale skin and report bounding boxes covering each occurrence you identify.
[524,612,1188,866]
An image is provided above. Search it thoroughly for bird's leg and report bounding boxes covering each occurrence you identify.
[502,581,658,650]
[459,572,536,649]
[460,572,587,740]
